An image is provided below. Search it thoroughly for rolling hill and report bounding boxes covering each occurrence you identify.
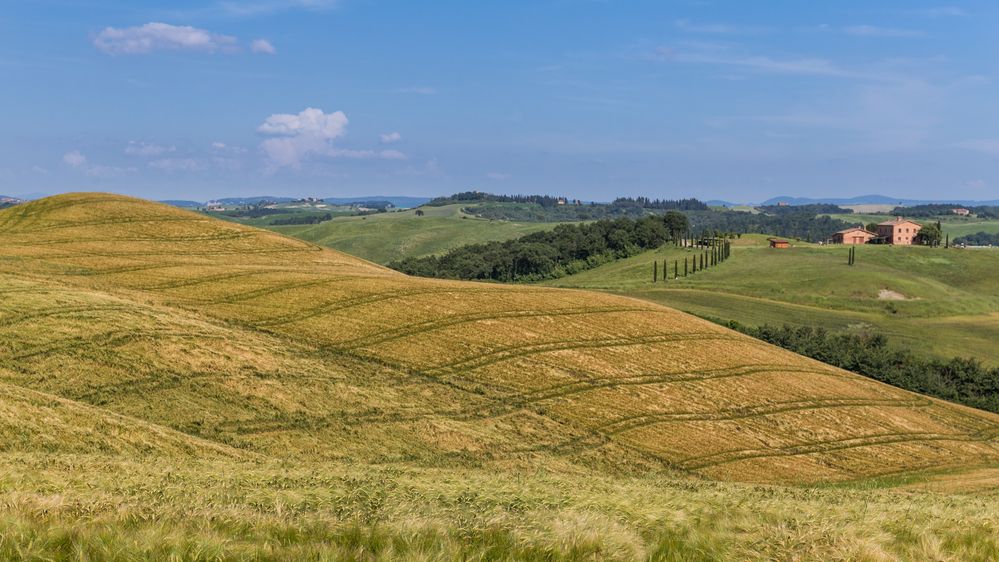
[2,193,999,558]
[2,193,997,482]
[266,203,563,263]
[544,235,999,366]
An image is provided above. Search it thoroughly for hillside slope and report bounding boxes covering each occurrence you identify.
[267,203,559,263]
[1,193,998,484]
[543,234,999,365]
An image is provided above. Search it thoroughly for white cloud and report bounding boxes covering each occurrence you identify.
[380,131,402,144]
[657,46,858,78]
[966,179,987,189]
[486,172,511,181]
[844,25,925,38]
[250,38,276,54]
[94,22,238,55]
[124,141,175,157]
[149,158,203,172]
[63,150,87,167]
[258,107,349,168]
[212,142,228,149]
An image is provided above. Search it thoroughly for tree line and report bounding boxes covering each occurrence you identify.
[757,203,851,215]
[723,322,999,414]
[954,232,999,246]
[891,204,999,219]
[389,212,692,282]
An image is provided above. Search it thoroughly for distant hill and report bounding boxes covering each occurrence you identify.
[159,199,203,208]
[214,196,298,205]
[762,194,999,206]
[324,195,430,208]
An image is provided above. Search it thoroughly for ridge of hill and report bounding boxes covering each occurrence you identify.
[1,193,998,485]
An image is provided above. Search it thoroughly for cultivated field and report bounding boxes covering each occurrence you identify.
[267,203,561,263]
[545,234,999,365]
[1,194,998,559]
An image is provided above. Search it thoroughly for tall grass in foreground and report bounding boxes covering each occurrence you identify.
[0,455,996,561]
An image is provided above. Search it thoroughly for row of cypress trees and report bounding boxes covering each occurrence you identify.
[652,237,732,283]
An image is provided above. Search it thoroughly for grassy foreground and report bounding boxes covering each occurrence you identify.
[2,455,998,561]
[544,235,999,365]
[268,204,561,263]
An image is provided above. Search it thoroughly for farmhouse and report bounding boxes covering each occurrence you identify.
[952,208,971,216]
[768,238,790,249]
[877,217,922,245]
[832,226,876,245]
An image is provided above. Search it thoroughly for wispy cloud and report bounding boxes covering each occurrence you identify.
[486,171,511,181]
[673,19,767,34]
[149,158,204,172]
[955,139,999,155]
[62,150,136,178]
[124,141,175,157]
[94,23,239,55]
[656,46,860,78]
[844,25,925,38]
[909,6,967,17]
[250,39,276,54]
[379,131,402,144]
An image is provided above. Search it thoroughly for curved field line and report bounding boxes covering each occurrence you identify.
[342,306,662,349]
[255,286,558,327]
[139,270,278,291]
[0,196,133,231]
[213,276,360,304]
[0,305,138,327]
[423,333,741,376]
[597,397,933,436]
[8,231,255,246]
[9,216,207,233]
[55,263,176,278]
[5,330,228,361]
[679,431,999,470]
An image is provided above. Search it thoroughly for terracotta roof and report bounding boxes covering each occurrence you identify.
[835,226,875,235]
[877,217,922,226]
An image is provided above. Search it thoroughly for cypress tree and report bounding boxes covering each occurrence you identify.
[945,233,949,249]
[653,260,658,282]
[684,257,688,276]
[674,260,678,279]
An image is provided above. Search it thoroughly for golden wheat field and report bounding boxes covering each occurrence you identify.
[1,193,999,560]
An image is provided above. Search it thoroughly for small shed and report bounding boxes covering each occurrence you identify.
[768,238,790,249]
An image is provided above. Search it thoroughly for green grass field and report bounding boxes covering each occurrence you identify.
[267,203,563,263]
[1,194,998,559]
[544,235,999,365]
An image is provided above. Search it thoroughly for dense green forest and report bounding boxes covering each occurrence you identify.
[724,322,999,414]
[389,212,694,282]
[684,209,852,241]
[438,192,709,222]
[954,231,999,246]
[891,204,999,218]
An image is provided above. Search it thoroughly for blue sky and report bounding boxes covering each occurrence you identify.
[2,0,998,202]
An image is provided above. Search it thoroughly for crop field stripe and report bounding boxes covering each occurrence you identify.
[0,304,139,327]
[255,286,560,327]
[55,263,177,277]
[598,397,933,435]
[341,306,662,348]
[212,276,361,304]
[679,431,999,470]
[5,330,229,361]
[138,269,279,290]
[423,333,743,375]
[223,364,849,437]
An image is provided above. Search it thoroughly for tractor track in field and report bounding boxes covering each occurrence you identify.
[678,430,999,470]
[341,306,664,349]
